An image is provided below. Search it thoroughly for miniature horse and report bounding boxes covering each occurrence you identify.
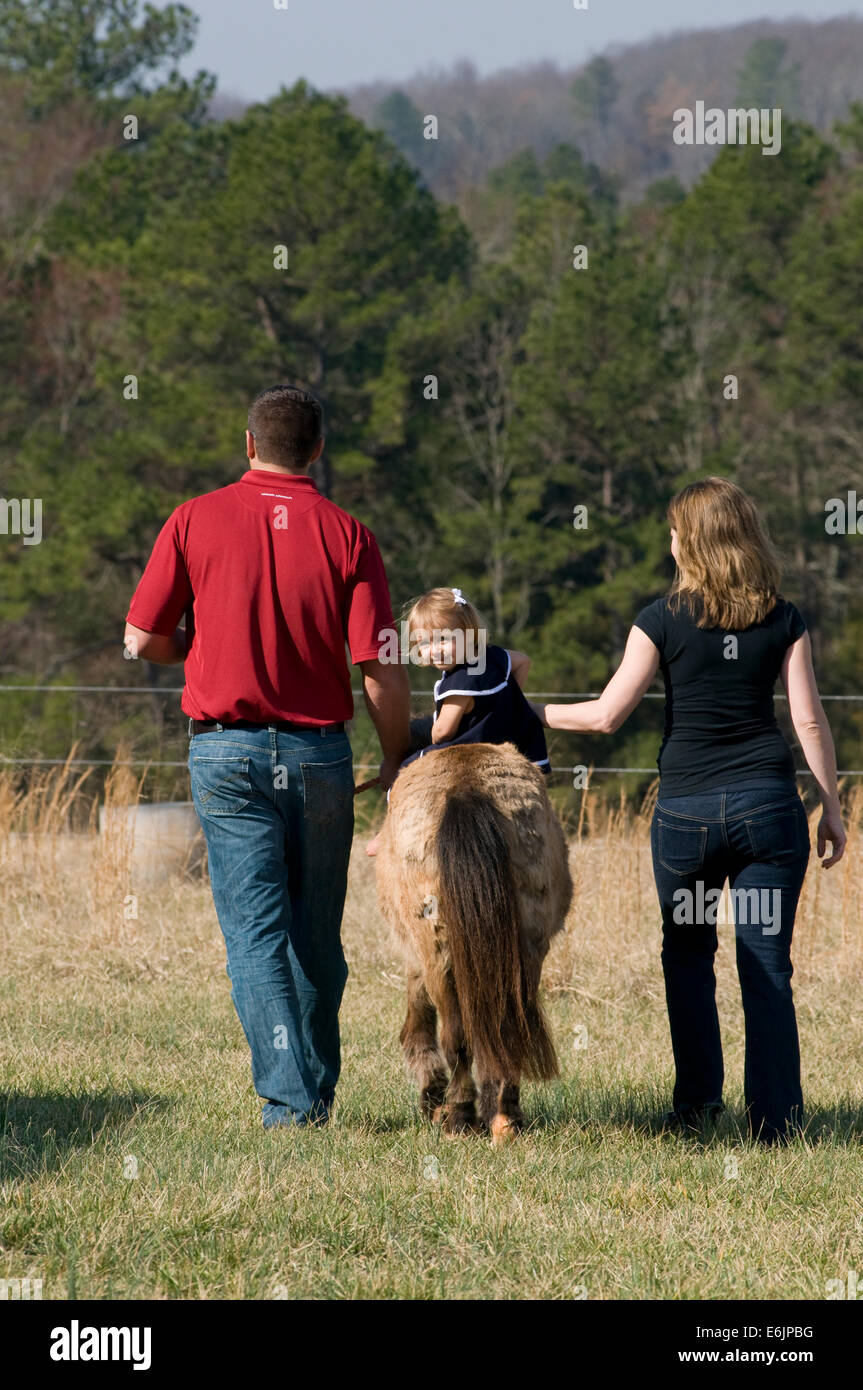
[375,742,573,1143]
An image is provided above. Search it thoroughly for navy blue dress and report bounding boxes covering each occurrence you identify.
[400,645,550,774]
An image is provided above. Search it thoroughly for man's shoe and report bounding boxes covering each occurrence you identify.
[262,1100,330,1130]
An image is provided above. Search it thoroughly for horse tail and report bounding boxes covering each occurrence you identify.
[435,787,558,1082]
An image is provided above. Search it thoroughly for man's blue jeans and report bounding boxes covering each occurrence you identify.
[189,725,354,1128]
[650,780,810,1143]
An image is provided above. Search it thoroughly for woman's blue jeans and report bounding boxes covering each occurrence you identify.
[650,780,810,1142]
[189,725,354,1128]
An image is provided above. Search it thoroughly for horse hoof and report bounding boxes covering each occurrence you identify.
[490,1115,520,1145]
[442,1108,480,1137]
[422,1092,447,1123]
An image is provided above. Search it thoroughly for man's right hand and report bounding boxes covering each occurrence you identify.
[359,656,411,787]
[124,621,188,665]
[378,755,403,791]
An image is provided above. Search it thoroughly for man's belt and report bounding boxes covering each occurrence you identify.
[189,718,345,735]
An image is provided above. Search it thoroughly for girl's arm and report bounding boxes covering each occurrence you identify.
[781,633,846,868]
[431,694,474,743]
[508,649,530,689]
[537,627,660,734]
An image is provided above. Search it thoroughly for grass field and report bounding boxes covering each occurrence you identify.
[1,765,862,1300]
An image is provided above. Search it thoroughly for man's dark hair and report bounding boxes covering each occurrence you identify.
[247,385,324,469]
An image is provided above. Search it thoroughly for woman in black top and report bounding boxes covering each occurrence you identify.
[537,477,846,1143]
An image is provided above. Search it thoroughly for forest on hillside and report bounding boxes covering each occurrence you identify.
[1,1,862,793]
[338,15,863,207]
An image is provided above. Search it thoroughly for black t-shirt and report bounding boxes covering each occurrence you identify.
[633,596,806,795]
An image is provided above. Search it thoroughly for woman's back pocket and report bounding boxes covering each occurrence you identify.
[656,817,708,876]
[745,804,808,865]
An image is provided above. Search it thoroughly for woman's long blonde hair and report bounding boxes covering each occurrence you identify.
[668,477,782,630]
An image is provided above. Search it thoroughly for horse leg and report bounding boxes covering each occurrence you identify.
[438,977,479,1135]
[400,970,448,1122]
[478,1079,499,1132]
[477,948,541,1144]
[491,1081,524,1144]
[478,1077,524,1144]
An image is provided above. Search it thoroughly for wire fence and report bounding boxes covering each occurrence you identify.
[2,685,863,701]
[1,685,862,775]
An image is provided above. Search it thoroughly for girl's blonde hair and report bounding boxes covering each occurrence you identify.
[668,476,782,630]
[403,587,486,663]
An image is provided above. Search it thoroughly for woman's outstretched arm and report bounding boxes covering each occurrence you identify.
[781,633,847,868]
[537,627,660,734]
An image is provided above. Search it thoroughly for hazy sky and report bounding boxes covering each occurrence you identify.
[180,0,862,99]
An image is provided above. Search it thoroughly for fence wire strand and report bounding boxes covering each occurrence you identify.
[1,685,861,774]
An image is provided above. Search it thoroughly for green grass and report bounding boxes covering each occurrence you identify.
[1,795,862,1300]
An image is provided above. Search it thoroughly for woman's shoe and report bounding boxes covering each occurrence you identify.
[661,1102,724,1133]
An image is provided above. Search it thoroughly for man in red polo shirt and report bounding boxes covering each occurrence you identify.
[125,385,410,1129]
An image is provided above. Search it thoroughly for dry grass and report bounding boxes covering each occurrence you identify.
[1,761,862,1299]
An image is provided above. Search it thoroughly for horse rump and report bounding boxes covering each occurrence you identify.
[436,785,558,1082]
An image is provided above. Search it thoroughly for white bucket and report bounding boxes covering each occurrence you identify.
[99,801,204,885]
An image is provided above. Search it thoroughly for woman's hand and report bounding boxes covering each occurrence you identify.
[537,628,660,734]
[817,807,847,868]
[782,635,844,834]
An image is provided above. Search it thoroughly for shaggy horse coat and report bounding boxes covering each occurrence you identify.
[375,742,573,1142]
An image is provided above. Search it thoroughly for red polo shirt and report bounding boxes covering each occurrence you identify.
[126,470,395,725]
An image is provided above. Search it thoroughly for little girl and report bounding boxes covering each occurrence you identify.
[365,587,550,855]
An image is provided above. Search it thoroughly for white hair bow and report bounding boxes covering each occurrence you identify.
[452,587,467,606]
